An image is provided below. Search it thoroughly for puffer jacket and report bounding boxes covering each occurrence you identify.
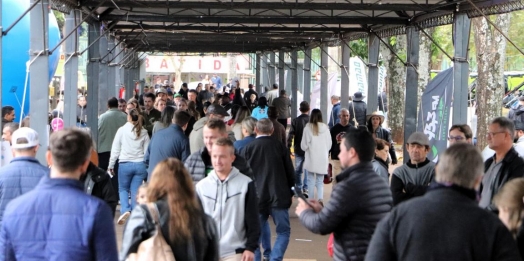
[349,101,367,127]
[298,162,392,261]
[0,157,48,222]
[120,199,219,261]
[0,177,118,261]
[185,147,253,183]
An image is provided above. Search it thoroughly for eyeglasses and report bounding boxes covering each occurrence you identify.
[486,131,506,138]
[448,136,465,141]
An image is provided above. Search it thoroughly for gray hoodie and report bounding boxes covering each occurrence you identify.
[189,116,208,154]
[195,167,260,257]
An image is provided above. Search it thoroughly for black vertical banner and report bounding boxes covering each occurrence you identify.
[417,68,454,162]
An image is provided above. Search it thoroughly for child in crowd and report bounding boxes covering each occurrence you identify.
[136,183,148,205]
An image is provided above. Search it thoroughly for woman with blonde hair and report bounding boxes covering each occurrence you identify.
[301,109,332,205]
[109,108,150,225]
[231,106,251,140]
[494,178,524,259]
[120,158,219,261]
[127,98,142,114]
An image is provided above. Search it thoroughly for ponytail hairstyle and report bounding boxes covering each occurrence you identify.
[128,109,143,138]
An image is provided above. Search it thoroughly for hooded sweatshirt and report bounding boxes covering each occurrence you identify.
[189,116,208,154]
[195,167,260,258]
[301,122,332,174]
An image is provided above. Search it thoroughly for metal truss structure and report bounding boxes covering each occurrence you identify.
[50,0,523,53]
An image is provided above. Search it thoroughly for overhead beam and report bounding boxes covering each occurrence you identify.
[116,32,337,41]
[86,1,454,12]
[112,24,368,33]
[102,15,408,25]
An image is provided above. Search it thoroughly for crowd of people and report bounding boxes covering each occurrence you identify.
[0,81,524,261]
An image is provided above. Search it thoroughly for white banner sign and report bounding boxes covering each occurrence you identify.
[145,55,252,74]
[349,57,368,103]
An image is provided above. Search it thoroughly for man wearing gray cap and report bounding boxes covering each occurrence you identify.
[390,132,435,206]
[189,104,230,154]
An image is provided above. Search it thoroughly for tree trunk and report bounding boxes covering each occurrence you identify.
[473,14,510,150]
[386,35,407,144]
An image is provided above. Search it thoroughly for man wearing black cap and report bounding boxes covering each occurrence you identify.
[189,104,230,153]
[391,132,435,206]
[179,83,189,100]
[507,96,524,122]
[348,92,367,127]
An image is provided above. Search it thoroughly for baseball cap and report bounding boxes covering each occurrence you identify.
[156,88,167,95]
[173,93,182,98]
[206,104,229,116]
[407,132,430,146]
[11,127,39,149]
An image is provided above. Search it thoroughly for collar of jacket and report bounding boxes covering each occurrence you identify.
[168,124,185,133]
[10,156,40,164]
[336,161,373,182]
[373,156,388,168]
[406,158,431,168]
[428,182,478,201]
[107,108,120,112]
[489,147,519,164]
[38,176,83,191]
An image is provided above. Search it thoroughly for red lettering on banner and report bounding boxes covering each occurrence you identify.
[145,58,149,68]
[214,60,221,70]
[160,59,168,69]
[236,63,240,70]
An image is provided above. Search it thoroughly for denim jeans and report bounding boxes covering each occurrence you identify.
[294,155,308,191]
[307,172,325,200]
[255,208,290,261]
[255,220,272,261]
[118,162,147,214]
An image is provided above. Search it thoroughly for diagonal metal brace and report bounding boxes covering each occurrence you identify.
[2,0,41,36]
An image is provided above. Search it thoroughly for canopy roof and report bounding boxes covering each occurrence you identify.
[53,0,523,53]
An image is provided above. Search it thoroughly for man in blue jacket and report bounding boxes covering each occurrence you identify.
[0,128,118,261]
[0,127,48,222]
[145,110,191,179]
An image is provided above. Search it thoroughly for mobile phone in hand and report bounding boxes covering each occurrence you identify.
[292,187,314,208]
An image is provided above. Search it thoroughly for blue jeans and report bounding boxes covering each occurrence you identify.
[255,208,290,261]
[307,172,325,200]
[118,162,147,214]
[294,155,308,191]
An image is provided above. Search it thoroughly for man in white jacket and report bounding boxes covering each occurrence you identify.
[196,138,260,261]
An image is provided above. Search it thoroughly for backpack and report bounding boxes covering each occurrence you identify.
[126,203,176,261]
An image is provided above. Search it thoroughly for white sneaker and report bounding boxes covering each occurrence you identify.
[117,211,131,225]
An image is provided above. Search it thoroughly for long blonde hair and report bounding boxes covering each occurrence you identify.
[493,178,524,237]
[309,109,323,136]
[148,158,203,242]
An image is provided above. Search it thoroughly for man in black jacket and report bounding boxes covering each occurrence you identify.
[296,126,392,261]
[81,162,118,216]
[366,143,521,261]
[241,119,295,261]
[330,108,354,183]
[287,101,310,195]
[244,84,258,108]
[480,117,524,211]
